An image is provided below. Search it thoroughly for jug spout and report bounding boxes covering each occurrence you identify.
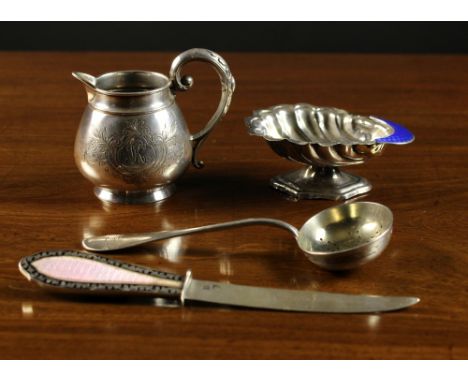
[72,72,97,102]
[72,72,96,88]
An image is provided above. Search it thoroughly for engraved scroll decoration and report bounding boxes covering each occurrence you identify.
[84,120,178,184]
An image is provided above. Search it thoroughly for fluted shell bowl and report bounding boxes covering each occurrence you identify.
[245,104,394,200]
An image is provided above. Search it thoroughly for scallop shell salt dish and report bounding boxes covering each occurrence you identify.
[245,103,413,201]
[246,103,394,146]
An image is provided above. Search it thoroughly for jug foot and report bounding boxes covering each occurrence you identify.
[94,185,175,204]
[270,166,372,201]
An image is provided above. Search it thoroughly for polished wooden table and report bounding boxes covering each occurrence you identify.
[0,52,467,359]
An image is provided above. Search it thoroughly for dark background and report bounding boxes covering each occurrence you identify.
[0,22,467,53]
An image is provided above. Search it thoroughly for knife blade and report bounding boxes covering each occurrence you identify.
[19,250,419,313]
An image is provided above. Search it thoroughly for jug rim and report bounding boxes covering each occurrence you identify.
[93,70,171,96]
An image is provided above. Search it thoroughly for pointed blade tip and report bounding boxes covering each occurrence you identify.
[384,296,420,312]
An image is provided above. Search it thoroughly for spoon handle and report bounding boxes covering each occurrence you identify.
[82,218,299,252]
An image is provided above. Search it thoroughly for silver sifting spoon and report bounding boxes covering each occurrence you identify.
[83,201,393,271]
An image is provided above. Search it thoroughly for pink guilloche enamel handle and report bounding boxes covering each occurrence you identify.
[18,250,184,298]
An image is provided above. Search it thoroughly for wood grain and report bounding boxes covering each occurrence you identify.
[0,52,467,359]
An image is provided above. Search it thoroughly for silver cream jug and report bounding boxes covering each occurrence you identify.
[73,48,235,203]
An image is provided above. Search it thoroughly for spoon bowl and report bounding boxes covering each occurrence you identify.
[297,202,393,270]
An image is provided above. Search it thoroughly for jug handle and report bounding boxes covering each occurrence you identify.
[169,48,235,169]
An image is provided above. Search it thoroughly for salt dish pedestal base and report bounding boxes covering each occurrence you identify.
[270,167,372,201]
